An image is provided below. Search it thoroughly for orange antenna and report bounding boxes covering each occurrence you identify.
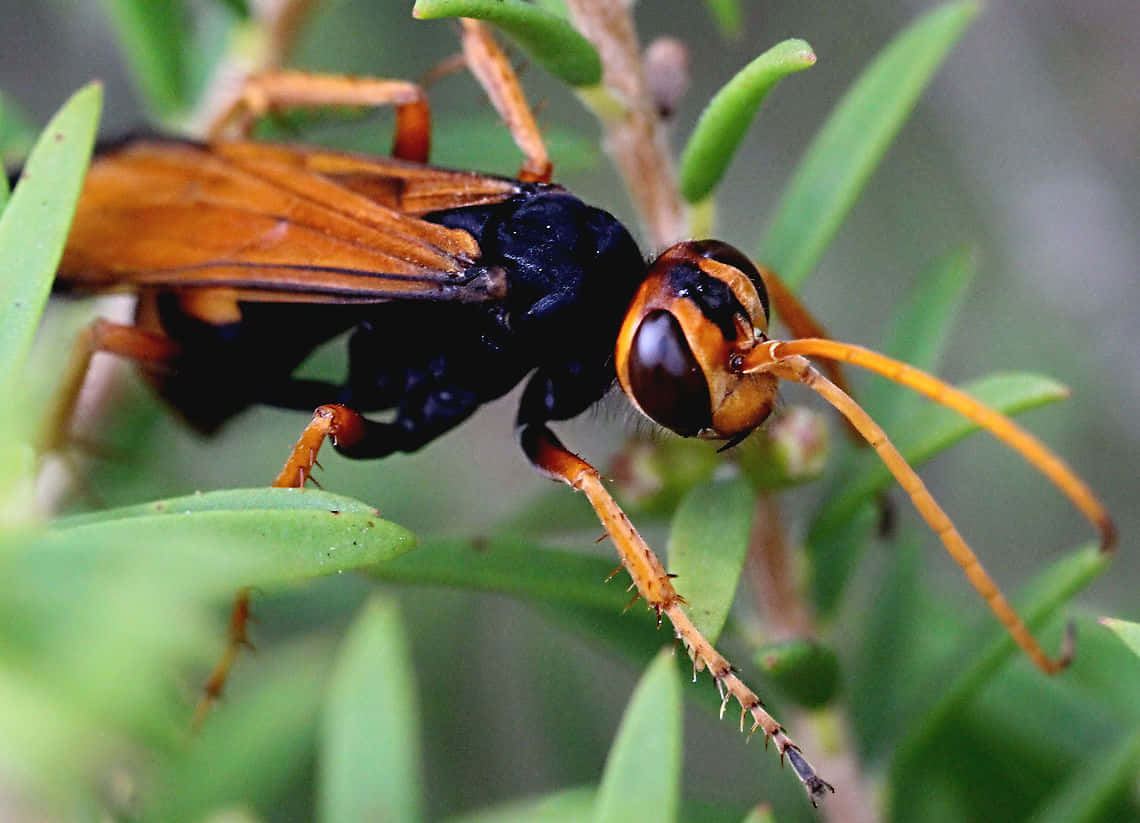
[739,339,1116,673]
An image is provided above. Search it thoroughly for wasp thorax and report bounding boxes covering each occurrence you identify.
[616,240,780,439]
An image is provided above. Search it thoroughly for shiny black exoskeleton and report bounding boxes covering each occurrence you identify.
[153,186,646,456]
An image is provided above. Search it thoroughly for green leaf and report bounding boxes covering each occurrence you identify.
[1025,726,1140,823]
[849,536,922,759]
[102,0,190,119]
[1100,618,1140,659]
[608,436,723,516]
[0,89,37,170]
[740,805,776,823]
[147,642,330,823]
[0,527,264,760]
[51,489,416,587]
[54,487,381,528]
[890,544,1110,785]
[379,537,635,613]
[0,83,101,402]
[493,487,608,538]
[320,597,423,823]
[866,247,977,426]
[807,371,1069,614]
[811,371,1070,544]
[679,39,816,203]
[667,475,754,643]
[432,116,600,175]
[413,0,602,87]
[0,667,107,805]
[445,785,597,823]
[803,250,975,615]
[531,0,570,18]
[753,638,841,708]
[704,0,744,39]
[213,0,251,18]
[760,2,979,288]
[593,649,682,823]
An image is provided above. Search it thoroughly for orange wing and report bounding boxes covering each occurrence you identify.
[58,139,524,304]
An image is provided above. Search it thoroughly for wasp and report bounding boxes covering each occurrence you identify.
[37,18,1113,805]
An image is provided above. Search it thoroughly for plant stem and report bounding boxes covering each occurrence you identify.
[565,0,686,248]
[749,493,880,823]
[188,0,319,135]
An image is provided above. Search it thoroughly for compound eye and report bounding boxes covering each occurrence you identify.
[627,310,712,436]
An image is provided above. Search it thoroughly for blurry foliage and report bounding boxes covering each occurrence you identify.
[0,2,1134,821]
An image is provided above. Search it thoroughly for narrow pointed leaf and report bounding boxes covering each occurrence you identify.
[54,488,381,528]
[667,475,754,643]
[432,117,600,174]
[1100,618,1140,659]
[704,0,744,39]
[380,537,635,612]
[741,805,776,823]
[808,371,1069,614]
[811,371,1069,544]
[493,487,607,537]
[679,39,816,203]
[320,597,423,823]
[0,89,37,177]
[1025,726,1140,823]
[213,0,251,18]
[803,250,974,615]
[849,536,922,759]
[891,544,1109,779]
[0,530,253,768]
[867,247,977,425]
[102,0,189,118]
[0,83,101,400]
[413,0,602,87]
[760,2,979,287]
[593,649,682,823]
[51,490,416,586]
[147,644,329,823]
[445,786,597,823]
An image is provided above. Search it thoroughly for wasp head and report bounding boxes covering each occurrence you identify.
[616,240,779,441]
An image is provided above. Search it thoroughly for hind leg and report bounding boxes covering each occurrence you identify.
[207,71,432,163]
[38,319,181,456]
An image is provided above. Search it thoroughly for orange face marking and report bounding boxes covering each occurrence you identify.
[616,241,779,440]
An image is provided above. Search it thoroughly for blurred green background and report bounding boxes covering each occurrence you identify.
[0,1,1137,821]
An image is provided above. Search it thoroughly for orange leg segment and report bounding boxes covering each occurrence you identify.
[757,266,853,399]
[192,586,255,729]
[747,339,1115,550]
[459,19,552,183]
[38,319,181,456]
[205,25,551,181]
[193,403,369,726]
[207,71,432,163]
[520,424,833,804]
[741,340,1113,674]
[757,268,898,528]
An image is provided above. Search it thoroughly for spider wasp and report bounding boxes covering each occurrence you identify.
[35,18,1114,805]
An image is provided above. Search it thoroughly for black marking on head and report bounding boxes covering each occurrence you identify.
[691,239,770,320]
[666,261,749,340]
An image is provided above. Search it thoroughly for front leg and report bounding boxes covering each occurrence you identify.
[276,379,483,485]
[517,421,831,803]
[198,380,481,722]
[514,371,832,804]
